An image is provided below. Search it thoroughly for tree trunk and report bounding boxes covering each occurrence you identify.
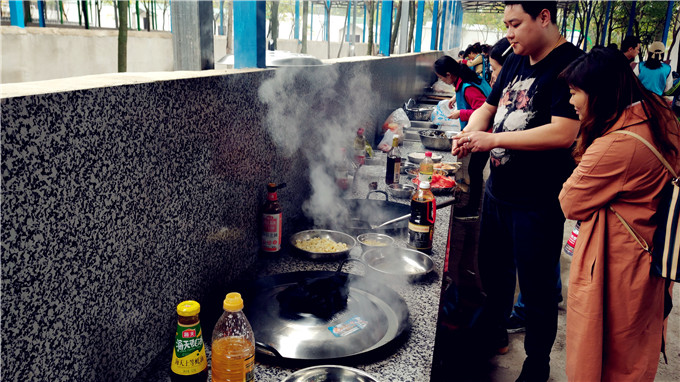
[81,0,90,29]
[367,2,375,55]
[390,0,402,54]
[226,1,233,55]
[324,2,332,59]
[407,1,415,53]
[301,1,308,54]
[270,1,279,50]
[118,1,128,72]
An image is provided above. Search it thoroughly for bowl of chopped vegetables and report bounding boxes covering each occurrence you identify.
[290,229,357,260]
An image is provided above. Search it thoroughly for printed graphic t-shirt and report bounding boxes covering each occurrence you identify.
[486,42,583,207]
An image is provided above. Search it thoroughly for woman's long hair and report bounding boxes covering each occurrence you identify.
[489,38,511,66]
[433,55,481,86]
[560,47,679,162]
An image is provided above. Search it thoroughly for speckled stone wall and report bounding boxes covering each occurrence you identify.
[1,52,440,382]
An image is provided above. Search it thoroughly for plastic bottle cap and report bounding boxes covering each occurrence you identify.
[425,152,432,157]
[357,128,364,135]
[176,300,200,317]
[420,181,431,189]
[393,135,400,139]
[223,292,244,311]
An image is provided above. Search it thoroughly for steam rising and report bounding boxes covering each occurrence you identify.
[258,65,375,227]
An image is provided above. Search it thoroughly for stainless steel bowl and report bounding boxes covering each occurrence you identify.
[356,233,395,252]
[404,106,434,121]
[290,229,356,260]
[281,365,380,382]
[361,247,435,281]
[407,152,443,164]
[387,183,415,199]
[419,130,452,151]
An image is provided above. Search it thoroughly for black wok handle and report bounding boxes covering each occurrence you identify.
[336,257,367,274]
[366,190,389,201]
[437,198,455,209]
[256,341,283,359]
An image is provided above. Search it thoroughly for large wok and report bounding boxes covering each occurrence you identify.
[338,191,455,237]
[241,270,410,366]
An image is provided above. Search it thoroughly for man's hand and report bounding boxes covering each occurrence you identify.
[452,131,495,157]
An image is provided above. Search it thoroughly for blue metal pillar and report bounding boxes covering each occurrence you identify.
[346,1,351,42]
[561,5,567,36]
[439,0,448,50]
[570,2,578,44]
[454,1,463,50]
[662,0,675,45]
[626,1,637,37]
[601,1,612,45]
[294,1,300,40]
[219,1,224,35]
[38,1,46,27]
[431,0,439,50]
[9,0,25,27]
[362,3,366,42]
[379,1,393,56]
[414,0,425,52]
[233,0,266,68]
[447,0,456,50]
[325,1,330,42]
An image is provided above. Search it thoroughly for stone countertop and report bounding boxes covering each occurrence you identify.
[251,141,457,382]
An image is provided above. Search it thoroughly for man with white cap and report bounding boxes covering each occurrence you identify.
[634,41,674,98]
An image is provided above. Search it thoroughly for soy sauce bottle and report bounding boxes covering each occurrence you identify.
[407,181,436,253]
[170,301,208,382]
[385,135,401,185]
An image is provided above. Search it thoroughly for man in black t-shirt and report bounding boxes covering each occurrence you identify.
[451,2,582,382]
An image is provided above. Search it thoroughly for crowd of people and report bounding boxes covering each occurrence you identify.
[435,1,679,381]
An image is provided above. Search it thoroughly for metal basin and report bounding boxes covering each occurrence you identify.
[419,130,452,151]
[361,247,434,282]
[281,365,380,382]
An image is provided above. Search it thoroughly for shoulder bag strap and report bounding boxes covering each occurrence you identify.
[607,129,679,254]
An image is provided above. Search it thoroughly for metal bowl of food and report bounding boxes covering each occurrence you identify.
[387,183,416,199]
[281,365,381,382]
[290,229,356,260]
[419,130,452,151]
[356,233,395,252]
[401,161,418,175]
[433,161,462,176]
[361,247,435,282]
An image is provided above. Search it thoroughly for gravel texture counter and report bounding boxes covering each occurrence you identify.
[250,141,457,382]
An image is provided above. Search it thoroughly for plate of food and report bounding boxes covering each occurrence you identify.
[433,161,462,176]
[411,173,456,194]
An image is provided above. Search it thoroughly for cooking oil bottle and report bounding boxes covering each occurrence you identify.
[408,181,436,253]
[171,301,208,382]
[211,293,255,382]
[419,151,434,184]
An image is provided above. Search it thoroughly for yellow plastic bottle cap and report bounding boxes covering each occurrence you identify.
[223,292,244,311]
[176,300,200,317]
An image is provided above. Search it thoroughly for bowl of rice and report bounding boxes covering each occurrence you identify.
[290,229,357,260]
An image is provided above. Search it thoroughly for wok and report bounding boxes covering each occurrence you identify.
[241,270,410,366]
[339,191,454,236]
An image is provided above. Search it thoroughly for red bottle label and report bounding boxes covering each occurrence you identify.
[262,213,282,252]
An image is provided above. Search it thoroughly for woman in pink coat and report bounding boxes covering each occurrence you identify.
[559,47,680,381]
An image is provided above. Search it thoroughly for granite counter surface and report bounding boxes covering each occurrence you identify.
[139,140,458,382]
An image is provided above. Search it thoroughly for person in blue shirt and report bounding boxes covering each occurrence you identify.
[634,41,673,98]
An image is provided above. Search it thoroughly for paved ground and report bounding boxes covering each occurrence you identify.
[430,180,680,381]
